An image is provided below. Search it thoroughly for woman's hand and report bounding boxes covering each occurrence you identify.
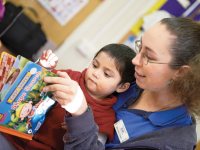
[43,71,88,116]
[39,49,58,69]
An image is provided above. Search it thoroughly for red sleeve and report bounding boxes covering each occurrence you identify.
[51,69,83,81]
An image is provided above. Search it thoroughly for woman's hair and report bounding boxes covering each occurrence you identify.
[161,17,200,117]
[94,43,136,84]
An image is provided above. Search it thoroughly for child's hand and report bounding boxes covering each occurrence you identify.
[39,50,58,69]
[43,71,88,116]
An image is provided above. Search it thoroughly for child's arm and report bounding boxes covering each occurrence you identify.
[37,49,58,69]
[43,71,105,149]
[43,71,88,115]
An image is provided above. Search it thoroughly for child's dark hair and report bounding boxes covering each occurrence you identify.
[94,43,136,84]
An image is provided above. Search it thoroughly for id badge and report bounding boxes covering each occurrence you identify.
[114,119,129,143]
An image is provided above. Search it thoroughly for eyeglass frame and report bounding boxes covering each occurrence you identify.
[134,39,180,66]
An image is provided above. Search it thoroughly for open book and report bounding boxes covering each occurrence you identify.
[0,52,57,140]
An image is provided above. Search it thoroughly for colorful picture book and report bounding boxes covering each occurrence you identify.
[0,52,57,140]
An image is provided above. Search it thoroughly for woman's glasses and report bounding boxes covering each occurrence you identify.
[134,39,173,65]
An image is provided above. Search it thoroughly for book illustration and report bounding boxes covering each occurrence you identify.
[0,52,16,90]
[0,59,57,140]
[0,55,29,100]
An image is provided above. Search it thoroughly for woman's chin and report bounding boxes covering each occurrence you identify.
[136,80,145,89]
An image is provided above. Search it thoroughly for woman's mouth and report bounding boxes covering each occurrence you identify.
[135,72,145,80]
[136,71,145,77]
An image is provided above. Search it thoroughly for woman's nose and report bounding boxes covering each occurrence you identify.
[132,54,142,66]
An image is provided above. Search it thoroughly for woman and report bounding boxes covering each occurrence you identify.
[43,17,200,150]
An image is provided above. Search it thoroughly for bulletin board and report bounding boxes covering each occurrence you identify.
[37,0,89,26]
[6,0,102,46]
[121,0,200,50]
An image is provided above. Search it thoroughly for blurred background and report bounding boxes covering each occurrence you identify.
[0,0,200,148]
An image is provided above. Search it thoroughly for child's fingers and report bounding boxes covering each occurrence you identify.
[41,49,53,59]
[41,50,47,58]
[48,53,56,61]
[47,53,58,62]
[53,96,72,107]
[48,54,58,67]
[53,91,74,102]
[44,83,62,91]
[53,90,70,99]
[45,50,53,59]
[51,55,58,63]
[43,83,70,93]
[44,76,68,85]
[56,71,71,80]
[44,73,75,88]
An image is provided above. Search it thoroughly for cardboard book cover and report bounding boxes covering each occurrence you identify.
[0,55,29,101]
[0,53,57,140]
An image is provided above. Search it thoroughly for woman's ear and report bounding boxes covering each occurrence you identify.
[116,82,130,93]
[173,65,191,79]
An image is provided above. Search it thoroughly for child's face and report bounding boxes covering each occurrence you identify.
[85,52,122,99]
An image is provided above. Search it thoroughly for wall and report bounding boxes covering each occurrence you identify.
[54,0,158,70]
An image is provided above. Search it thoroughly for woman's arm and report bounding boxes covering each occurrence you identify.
[63,107,105,150]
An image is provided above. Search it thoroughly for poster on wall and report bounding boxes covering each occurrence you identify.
[123,0,200,50]
[160,0,200,20]
[37,0,89,26]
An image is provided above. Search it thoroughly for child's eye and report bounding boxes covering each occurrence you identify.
[104,72,111,77]
[92,63,98,68]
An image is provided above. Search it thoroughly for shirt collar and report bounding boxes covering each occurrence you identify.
[113,83,141,111]
[148,105,192,126]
